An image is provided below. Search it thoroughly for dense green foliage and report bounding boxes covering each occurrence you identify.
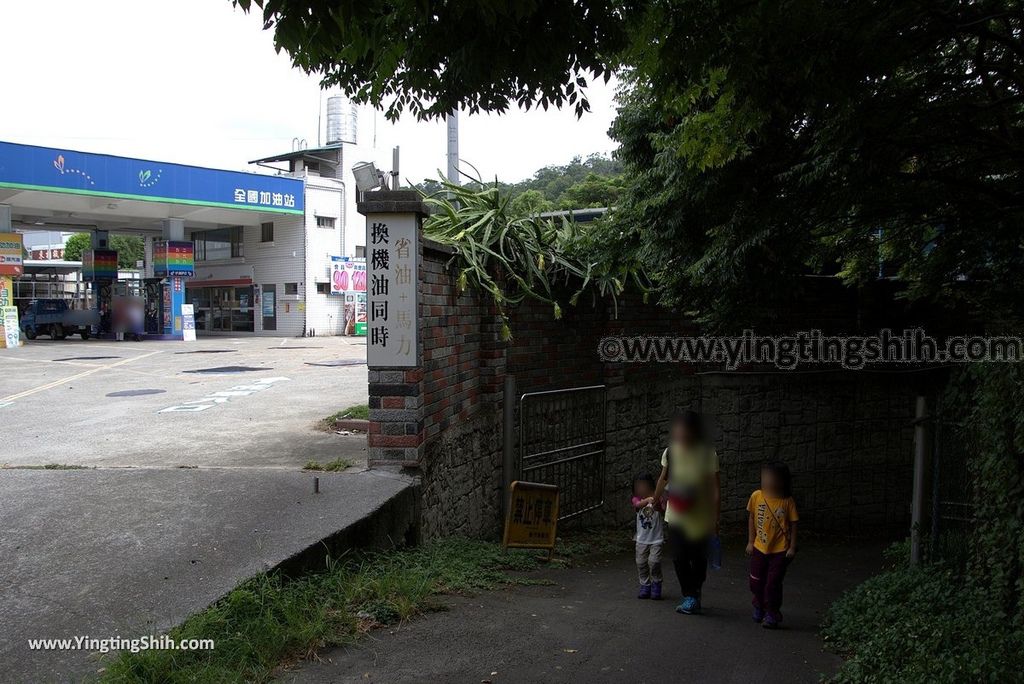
[101,539,549,683]
[422,176,650,337]
[947,364,1024,622]
[506,154,623,210]
[823,543,1024,683]
[63,233,145,270]
[610,1,1024,327]
[62,233,90,262]
[823,363,1024,682]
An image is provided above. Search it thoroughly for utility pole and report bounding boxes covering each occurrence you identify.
[446,110,459,185]
[911,394,931,565]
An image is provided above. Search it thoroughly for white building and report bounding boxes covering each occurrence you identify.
[185,145,350,337]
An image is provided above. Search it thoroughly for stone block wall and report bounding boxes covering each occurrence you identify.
[599,372,916,535]
[366,224,921,540]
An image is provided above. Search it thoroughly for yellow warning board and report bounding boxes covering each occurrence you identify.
[502,481,559,551]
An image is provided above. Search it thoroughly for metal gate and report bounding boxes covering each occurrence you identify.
[518,385,606,520]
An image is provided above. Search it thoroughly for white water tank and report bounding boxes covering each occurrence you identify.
[325,96,358,145]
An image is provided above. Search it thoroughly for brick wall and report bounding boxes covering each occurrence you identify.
[367,227,925,540]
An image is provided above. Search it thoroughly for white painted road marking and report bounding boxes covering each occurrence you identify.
[0,351,163,404]
[158,377,291,413]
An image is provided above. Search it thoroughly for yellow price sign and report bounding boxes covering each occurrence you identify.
[502,481,559,553]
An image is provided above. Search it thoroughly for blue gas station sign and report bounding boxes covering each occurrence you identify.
[0,141,304,215]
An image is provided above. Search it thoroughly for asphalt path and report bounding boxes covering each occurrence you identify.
[286,538,884,684]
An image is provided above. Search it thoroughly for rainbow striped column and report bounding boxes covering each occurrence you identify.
[82,250,118,281]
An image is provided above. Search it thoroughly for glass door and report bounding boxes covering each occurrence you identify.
[233,286,254,332]
[212,287,233,332]
[189,287,211,332]
[262,284,276,331]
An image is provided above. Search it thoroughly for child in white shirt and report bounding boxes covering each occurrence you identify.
[631,473,665,600]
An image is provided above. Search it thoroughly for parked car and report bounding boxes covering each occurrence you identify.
[20,299,99,340]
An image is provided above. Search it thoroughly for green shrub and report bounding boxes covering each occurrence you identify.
[823,547,1024,683]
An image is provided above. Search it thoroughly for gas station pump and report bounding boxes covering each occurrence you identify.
[152,240,194,339]
[82,248,118,334]
[143,278,163,334]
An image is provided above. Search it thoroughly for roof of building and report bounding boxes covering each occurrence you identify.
[249,144,345,165]
[539,207,609,223]
[22,259,83,275]
[0,140,305,228]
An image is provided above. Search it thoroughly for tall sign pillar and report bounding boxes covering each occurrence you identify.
[159,218,189,338]
[357,191,428,465]
[0,208,22,348]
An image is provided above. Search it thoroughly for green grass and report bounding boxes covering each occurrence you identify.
[99,538,555,683]
[303,458,353,472]
[316,404,370,433]
[327,404,369,422]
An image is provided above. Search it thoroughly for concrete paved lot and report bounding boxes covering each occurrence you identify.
[289,539,884,684]
[0,335,380,682]
[0,467,414,682]
[0,335,369,468]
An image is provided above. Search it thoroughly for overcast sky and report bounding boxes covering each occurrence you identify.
[1,0,620,188]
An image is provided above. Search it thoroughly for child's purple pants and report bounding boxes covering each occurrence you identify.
[749,549,790,614]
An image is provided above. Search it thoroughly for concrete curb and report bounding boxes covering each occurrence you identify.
[275,471,421,577]
[332,418,370,432]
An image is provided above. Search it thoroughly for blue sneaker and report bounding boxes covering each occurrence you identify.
[638,584,651,599]
[762,612,780,629]
[676,595,698,614]
[752,606,764,623]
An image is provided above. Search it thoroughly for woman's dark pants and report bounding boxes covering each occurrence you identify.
[667,526,708,598]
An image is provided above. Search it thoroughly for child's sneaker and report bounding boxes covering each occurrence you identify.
[752,606,764,623]
[675,595,699,614]
[762,612,781,629]
[650,582,663,601]
[637,583,651,599]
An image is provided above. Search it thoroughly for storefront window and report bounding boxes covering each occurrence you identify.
[193,227,244,261]
[185,285,254,333]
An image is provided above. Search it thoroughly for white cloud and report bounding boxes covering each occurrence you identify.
[1,0,621,249]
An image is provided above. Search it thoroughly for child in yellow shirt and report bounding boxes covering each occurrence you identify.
[745,461,798,629]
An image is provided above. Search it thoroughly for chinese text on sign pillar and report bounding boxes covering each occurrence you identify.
[366,214,418,367]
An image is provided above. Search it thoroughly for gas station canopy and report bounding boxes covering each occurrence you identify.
[0,141,304,234]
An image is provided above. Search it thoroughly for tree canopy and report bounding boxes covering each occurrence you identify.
[416,154,623,213]
[64,233,145,270]
[62,233,92,262]
[243,0,1024,326]
[234,0,626,120]
[608,0,1024,326]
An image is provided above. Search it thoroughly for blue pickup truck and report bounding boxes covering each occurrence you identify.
[20,299,99,340]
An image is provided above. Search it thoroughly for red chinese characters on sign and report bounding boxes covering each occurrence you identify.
[30,248,64,260]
